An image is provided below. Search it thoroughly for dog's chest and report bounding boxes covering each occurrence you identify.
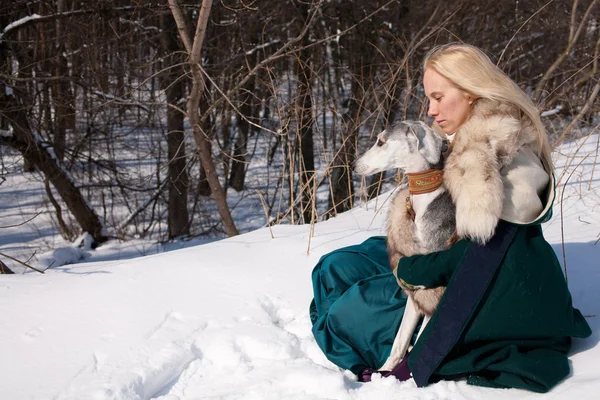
[413,214,430,252]
[411,190,453,252]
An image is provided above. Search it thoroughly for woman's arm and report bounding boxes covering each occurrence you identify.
[393,240,471,288]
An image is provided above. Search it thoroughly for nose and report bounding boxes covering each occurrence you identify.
[428,101,438,117]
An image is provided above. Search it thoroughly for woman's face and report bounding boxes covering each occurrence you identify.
[423,68,473,134]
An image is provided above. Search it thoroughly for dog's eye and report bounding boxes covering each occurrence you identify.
[376,138,385,147]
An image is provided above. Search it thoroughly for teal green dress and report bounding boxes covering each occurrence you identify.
[310,209,591,392]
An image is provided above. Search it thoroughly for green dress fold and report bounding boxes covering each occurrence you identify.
[310,222,591,392]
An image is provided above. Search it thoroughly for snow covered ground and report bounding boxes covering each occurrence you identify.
[1,133,599,399]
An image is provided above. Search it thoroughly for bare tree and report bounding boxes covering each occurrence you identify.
[0,0,597,251]
[295,1,316,224]
[169,0,239,237]
[0,91,106,243]
[534,0,600,103]
[160,13,190,239]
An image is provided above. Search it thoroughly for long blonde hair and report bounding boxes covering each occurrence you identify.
[423,43,553,170]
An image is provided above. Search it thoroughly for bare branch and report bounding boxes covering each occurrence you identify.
[0,251,44,274]
[0,7,146,41]
[553,82,600,148]
[569,0,579,43]
[168,0,193,53]
[534,0,599,102]
[0,212,42,229]
[189,0,213,64]
[497,0,554,66]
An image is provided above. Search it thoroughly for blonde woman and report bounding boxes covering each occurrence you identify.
[309,43,591,392]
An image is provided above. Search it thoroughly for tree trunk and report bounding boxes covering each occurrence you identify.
[0,260,15,274]
[229,78,254,192]
[16,27,36,173]
[328,78,359,217]
[0,93,106,243]
[165,68,191,240]
[169,0,239,237]
[197,92,213,197]
[52,0,68,161]
[296,11,315,224]
[228,127,248,192]
[160,13,190,239]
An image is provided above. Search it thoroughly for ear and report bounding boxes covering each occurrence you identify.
[440,138,449,154]
[409,122,445,165]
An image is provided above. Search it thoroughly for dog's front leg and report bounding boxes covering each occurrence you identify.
[379,296,420,371]
[415,314,431,342]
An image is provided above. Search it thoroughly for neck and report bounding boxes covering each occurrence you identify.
[406,169,444,195]
[405,168,445,220]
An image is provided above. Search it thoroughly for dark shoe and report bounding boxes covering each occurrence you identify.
[358,354,412,382]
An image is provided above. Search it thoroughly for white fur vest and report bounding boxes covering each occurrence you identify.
[441,99,553,244]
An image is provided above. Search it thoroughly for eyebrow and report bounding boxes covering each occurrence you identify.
[428,91,443,98]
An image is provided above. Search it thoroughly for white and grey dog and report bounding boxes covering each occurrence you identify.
[355,121,456,371]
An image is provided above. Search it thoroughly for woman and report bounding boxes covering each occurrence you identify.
[309,43,591,393]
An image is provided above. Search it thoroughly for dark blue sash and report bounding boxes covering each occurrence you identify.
[411,220,518,387]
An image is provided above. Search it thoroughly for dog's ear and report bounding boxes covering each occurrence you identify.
[409,122,446,165]
[440,138,449,154]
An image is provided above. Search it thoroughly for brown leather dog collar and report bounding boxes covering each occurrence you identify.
[406,169,444,195]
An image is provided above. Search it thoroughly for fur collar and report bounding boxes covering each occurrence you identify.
[443,98,550,244]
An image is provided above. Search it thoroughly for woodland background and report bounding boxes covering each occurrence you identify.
[1,0,598,268]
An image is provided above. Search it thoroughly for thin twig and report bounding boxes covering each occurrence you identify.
[307,174,318,256]
[0,251,44,274]
[497,0,554,66]
[256,189,274,239]
[553,80,600,148]
[560,153,590,285]
[197,65,279,136]
[534,0,599,102]
[587,123,600,191]
[0,211,42,228]
[555,123,599,185]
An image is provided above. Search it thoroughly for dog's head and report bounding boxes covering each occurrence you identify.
[354,121,448,176]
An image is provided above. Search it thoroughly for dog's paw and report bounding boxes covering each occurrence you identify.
[379,344,409,371]
[379,356,401,372]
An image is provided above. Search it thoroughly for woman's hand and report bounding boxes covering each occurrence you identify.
[393,239,471,289]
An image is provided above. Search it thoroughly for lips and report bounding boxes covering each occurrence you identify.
[436,120,446,126]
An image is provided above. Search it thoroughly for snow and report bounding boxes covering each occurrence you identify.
[118,17,160,32]
[0,128,12,137]
[541,105,563,118]
[91,91,150,111]
[0,14,42,41]
[35,246,90,270]
[245,40,282,56]
[1,134,599,399]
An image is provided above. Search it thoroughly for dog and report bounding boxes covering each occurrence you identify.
[354,120,456,372]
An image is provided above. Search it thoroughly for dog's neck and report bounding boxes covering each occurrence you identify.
[406,169,444,195]
[405,168,445,221]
